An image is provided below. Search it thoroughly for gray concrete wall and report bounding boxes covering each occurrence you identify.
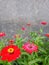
[0,0,49,38]
[0,0,49,22]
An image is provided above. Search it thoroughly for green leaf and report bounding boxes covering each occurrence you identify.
[43,55,49,65]
[0,41,5,50]
[40,29,43,33]
[39,48,47,54]
[21,52,30,57]
[7,62,12,65]
[28,58,43,65]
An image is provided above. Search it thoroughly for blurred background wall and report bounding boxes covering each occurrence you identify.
[0,0,49,38]
[0,0,49,22]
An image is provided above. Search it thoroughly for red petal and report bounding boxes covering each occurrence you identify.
[1,45,21,62]
[41,21,47,25]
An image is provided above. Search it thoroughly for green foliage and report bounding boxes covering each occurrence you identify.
[0,22,49,65]
[0,60,11,65]
[15,37,27,48]
[0,40,5,50]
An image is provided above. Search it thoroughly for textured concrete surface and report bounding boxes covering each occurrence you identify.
[0,0,49,21]
[0,0,49,37]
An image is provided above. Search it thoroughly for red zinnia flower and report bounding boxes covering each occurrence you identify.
[45,33,49,38]
[0,32,6,37]
[1,45,21,62]
[41,21,47,25]
[22,42,38,54]
[9,40,14,45]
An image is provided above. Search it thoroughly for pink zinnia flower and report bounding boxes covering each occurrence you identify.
[0,32,6,37]
[27,23,31,26]
[22,42,38,54]
[21,27,26,31]
[41,21,47,25]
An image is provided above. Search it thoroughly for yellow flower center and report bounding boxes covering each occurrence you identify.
[8,48,14,54]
